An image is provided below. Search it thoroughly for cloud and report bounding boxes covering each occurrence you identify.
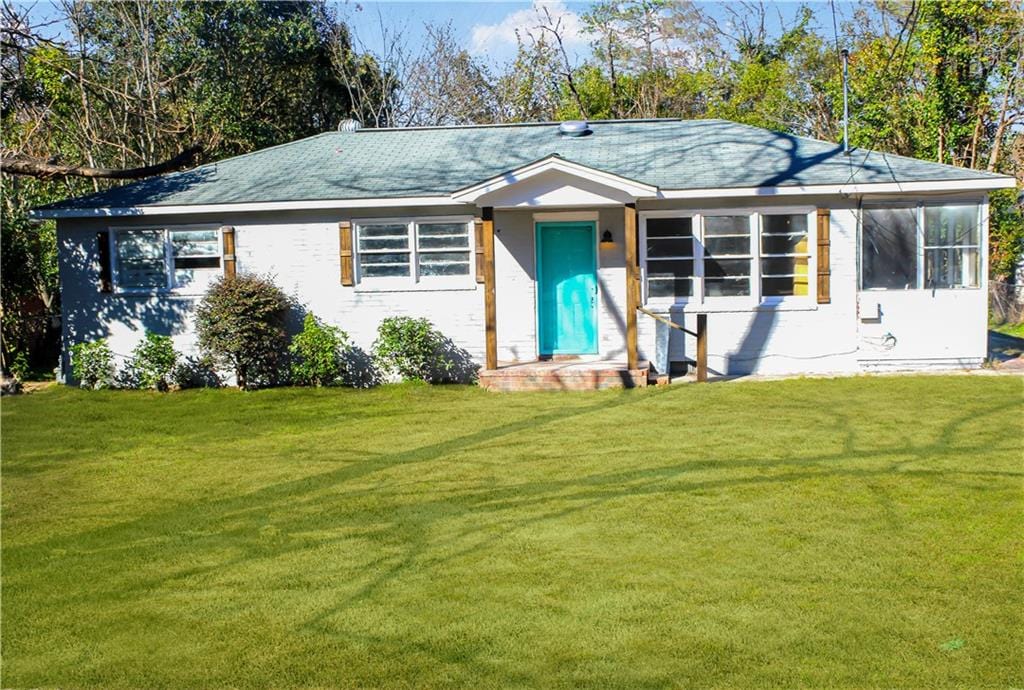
[469,1,591,62]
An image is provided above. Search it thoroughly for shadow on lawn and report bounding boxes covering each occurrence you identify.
[8,389,1021,683]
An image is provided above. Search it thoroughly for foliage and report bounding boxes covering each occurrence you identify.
[194,275,290,390]
[372,316,456,383]
[989,188,1024,279]
[2,377,1022,687]
[123,332,178,391]
[170,355,223,390]
[8,352,30,381]
[289,313,352,386]
[69,339,114,389]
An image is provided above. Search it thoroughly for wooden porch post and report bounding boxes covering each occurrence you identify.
[482,207,497,370]
[696,313,708,383]
[624,203,639,370]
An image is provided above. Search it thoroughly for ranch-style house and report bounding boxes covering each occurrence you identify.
[34,118,1017,389]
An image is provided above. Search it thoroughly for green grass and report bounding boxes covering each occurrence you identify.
[3,377,1022,689]
[990,320,1024,339]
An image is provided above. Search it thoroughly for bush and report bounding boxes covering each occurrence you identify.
[289,313,351,386]
[9,352,30,381]
[195,274,290,390]
[372,316,456,383]
[70,339,114,389]
[171,355,222,389]
[123,332,178,391]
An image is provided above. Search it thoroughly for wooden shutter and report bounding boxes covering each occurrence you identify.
[221,226,236,279]
[339,221,354,286]
[96,231,113,293]
[816,208,831,304]
[474,218,485,284]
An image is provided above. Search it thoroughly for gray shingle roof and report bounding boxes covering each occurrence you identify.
[38,118,1011,212]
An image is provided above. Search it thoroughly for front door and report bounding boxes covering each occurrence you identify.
[536,222,598,356]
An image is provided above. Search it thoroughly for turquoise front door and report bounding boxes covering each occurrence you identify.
[536,222,598,355]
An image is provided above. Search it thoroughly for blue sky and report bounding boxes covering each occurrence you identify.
[21,0,860,67]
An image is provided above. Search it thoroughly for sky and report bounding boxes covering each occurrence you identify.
[21,0,860,68]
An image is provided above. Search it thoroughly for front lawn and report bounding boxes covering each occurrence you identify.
[2,377,1022,688]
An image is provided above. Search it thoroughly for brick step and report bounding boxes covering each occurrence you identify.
[479,366,649,392]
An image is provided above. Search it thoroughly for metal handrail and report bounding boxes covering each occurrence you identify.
[636,306,708,382]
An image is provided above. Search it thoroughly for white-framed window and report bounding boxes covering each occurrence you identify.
[861,202,981,290]
[112,226,222,293]
[355,217,474,287]
[640,208,815,306]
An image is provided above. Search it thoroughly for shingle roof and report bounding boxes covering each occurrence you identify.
[38,118,1011,212]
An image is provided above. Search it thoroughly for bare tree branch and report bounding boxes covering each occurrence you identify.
[1,143,203,179]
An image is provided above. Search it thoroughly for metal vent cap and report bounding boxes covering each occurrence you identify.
[338,118,363,133]
[558,120,590,137]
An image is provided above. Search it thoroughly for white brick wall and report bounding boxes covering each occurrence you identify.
[56,194,991,383]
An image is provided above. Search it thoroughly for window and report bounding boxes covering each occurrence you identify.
[417,222,471,276]
[703,215,752,297]
[861,203,980,290]
[645,217,694,298]
[357,223,410,277]
[924,205,979,288]
[862,206,917,289]
[114,227,222,291]
[356,218,472,284]
[761,214,810,297]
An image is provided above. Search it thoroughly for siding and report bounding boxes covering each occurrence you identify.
[56,194,991,383]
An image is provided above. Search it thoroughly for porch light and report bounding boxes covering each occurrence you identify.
[600,229,615,246]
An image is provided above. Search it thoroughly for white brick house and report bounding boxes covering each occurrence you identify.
[34,119,1017,388]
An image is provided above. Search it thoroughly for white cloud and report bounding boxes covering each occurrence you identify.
[469,1,591,62]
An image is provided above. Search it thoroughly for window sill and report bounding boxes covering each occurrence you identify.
[354,283,479,294]
[644,298,819,314]
[112,289,206,298]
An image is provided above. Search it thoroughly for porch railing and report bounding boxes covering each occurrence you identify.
[636,307,708,383]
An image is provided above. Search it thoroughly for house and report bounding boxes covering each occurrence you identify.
[35,118,1017,389]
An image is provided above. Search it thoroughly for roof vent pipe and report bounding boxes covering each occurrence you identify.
[558,120,590,137]
[338,118,363,133]
[841,49,850,155]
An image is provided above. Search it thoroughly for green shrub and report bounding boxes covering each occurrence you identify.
[289,313,351,386]
[70,339,115,389]
[124,332,178,390]
[372,316,456,383]
[9,352,30,381]
[195,274,290,390]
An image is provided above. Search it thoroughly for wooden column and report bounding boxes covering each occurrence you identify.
[482,207,497,370]
[221,226,236,279]
[696,313,708,383]
[624,203,639,370]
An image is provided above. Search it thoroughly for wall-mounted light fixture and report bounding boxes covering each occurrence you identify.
[600,229,615,246]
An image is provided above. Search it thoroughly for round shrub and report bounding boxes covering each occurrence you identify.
[70,338,115,389]
[289,313,352,386]
[195,274,290,390]
[123,331,178,391]
[372,316,456,383]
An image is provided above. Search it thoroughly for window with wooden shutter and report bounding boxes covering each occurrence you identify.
[96,231,113,293]
[816,208,831,304]
[339,220,354,286]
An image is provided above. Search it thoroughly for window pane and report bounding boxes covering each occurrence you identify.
[761,257,809,276]
[704,215,750,236]
[175,256,220,269]
[358,225,409,252]
[171,230,218,257]
[705,278,750,296]
[924,205,978,246]
[704,236,750,256]
[925,247,978,288]
[116,230,166,288]
[647,237,693,258]
[648,277,692,298]
[647,217,693,238]
[360,237,409,251]
[862,206,917,289]
[704,258,750,278]
[419,251,470,276]
[359,250,410,278]
[648,259,694,278]
[763,277,809,297]
[762,214,807,235]
[762,233,809,254]
[418,222,469,250]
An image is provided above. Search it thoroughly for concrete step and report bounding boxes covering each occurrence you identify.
[479,364,649,391]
